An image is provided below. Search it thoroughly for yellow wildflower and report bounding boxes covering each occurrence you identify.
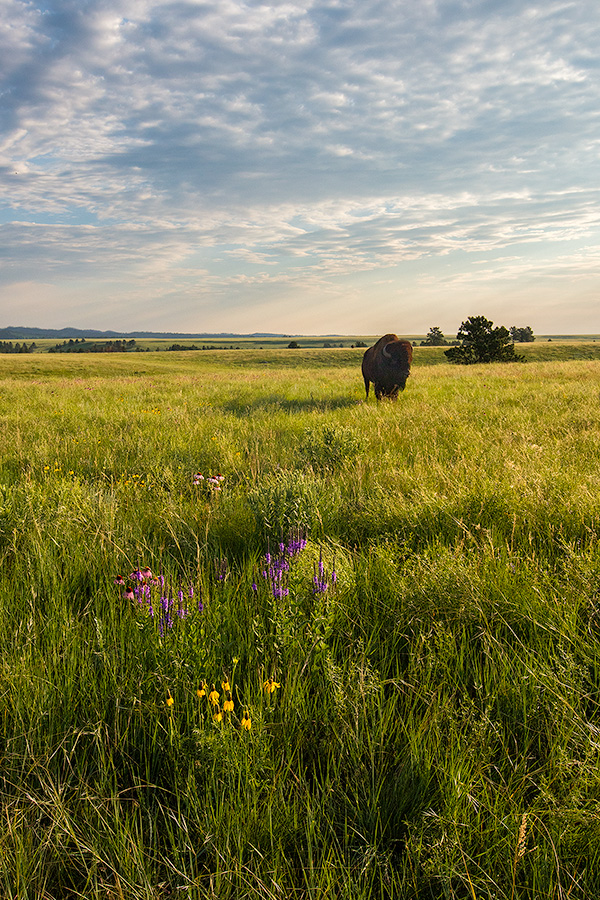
[166,691,174,708]
[209,685,220,705]
[222,679,231,692]
[196,682,206,699]
[241,712,252,731]
[213,709,223,723]
[263,677,281,694]
[223,696,234,713]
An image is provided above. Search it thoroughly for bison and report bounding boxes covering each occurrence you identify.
[361,333,413,400]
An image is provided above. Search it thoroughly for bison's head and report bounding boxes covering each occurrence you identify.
[382,340,412,388]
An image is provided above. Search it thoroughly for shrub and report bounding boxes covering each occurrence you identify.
[445,315,524,364]
[300,424,363,471]
[510,325,535,342]
[247,469,324,536]
[422,326,448,346]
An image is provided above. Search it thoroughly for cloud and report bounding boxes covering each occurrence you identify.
[1,0,600,331]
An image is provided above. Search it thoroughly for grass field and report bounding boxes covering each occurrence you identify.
[1,345,600,898]
[11,332,600,354]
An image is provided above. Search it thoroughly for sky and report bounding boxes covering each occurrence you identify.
[1,0,599,336]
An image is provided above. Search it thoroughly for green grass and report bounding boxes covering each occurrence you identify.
[0,347,600,897]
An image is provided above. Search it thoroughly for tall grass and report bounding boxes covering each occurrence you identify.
[0,348,599,897]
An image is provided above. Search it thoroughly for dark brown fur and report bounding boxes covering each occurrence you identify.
[362,333,413,399]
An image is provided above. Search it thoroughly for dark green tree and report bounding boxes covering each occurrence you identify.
[509,325,535,343]
[445,315,524,364]
[422,326,448,346]
[287,340,299,349]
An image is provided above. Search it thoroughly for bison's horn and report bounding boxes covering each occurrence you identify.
[382,344,391,358]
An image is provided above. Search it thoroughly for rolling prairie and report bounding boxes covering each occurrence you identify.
[0,345,599,898]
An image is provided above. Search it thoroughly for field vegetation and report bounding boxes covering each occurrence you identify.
[1,345,600,898]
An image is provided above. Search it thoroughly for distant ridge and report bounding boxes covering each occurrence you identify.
[0,326,295,340]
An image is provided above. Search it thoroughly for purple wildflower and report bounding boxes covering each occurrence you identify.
[159,593,174,633]
[177,587,188,619]
[256,528,309,600]
[215,557,228,582]
[312,556,328,595]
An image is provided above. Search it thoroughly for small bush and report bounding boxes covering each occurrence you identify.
[300,424,363,471]
[248,469,325,536]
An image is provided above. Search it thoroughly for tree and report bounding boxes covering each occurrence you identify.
[444,315,524,364]
[287,340,299,349]
[422,326,448,346]
[510,325,535,343]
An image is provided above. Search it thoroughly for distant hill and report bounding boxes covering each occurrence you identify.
[0,326,293,340]
[3,326,596,343]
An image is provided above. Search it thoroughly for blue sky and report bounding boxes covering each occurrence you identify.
[1,0,599,335]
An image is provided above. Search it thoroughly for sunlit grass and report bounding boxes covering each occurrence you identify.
[0,348,599,897]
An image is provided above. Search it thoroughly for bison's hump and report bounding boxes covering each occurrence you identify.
[372,333,400,352]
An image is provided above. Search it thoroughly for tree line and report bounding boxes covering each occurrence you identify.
[419,317,534,364]
[48,338,138,353]
[0,341,37,354]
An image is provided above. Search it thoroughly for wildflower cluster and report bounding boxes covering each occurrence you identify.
[196,676,249,728]
[164,659,279,733]
[43,463,62,474]
[313,548,337,595]
[255,528,308,600]
[115,472,148,487]
[193,472,225,492]
[116,566,203,636]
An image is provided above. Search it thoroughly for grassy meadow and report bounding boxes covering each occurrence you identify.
[1,344,600,898]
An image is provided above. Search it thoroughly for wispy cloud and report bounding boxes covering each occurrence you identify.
[1,0,599,332]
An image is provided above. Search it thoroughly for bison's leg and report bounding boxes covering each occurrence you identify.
[375,382,399,400]
[363,374,370,399]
